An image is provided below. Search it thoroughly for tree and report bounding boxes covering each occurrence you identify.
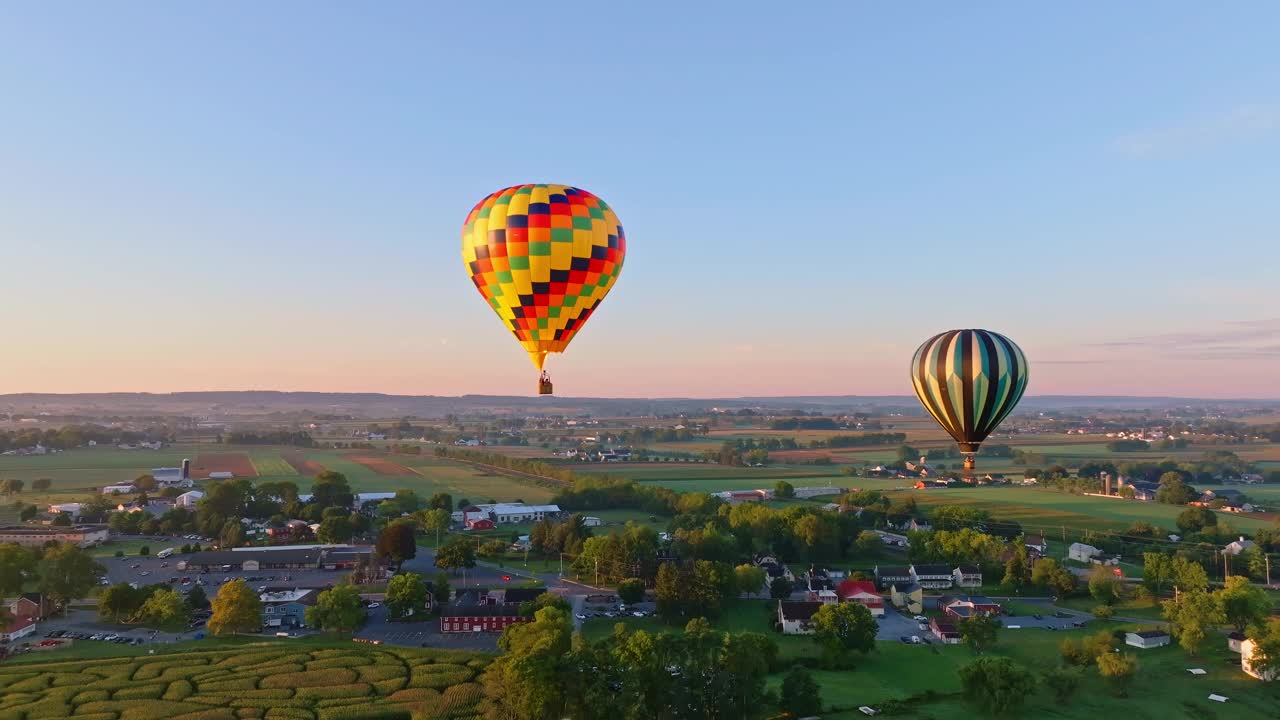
[1215,575,1270,632]
[32,478,52,492]
[1156,472,1195,505]
[854,530,882,555]
[733,565,766,598]
[773,480,795,499]
[1001,541,1031,591]
[1244,619,1280,681]
[138,588,189,626]
[1142,552,1173,595]
[317,515,354,544]
[435,536,476,573]
[305,585,365,634]
[1031,557,1077,597]
[133,474,158,492]
[19,504,37,521]
[52,512,72,526]
[1170,556,1208,593]
[98,583,146,622]
[769,577,793,600]
[779,667,822,717]
[386,572,429,619]
[958,656,1036,717]
[1088,566,1121,605]
[310,471,354,510]
[219,519,244,548]
[1096,652,1138,697]
[428,492,453,511]
[376,520,418,565]
[0,544,36,597]
[185,583,209,611]
[1042,666,1082,703]
[811,601,877,667]
[432,572,452,605]
[207,579,263,636]
[421,507,451,547]
[959,614,1001,653]
[1162,590,1225,655]
[479,606,572,720]
[617,578,645,605]
[1175,506,1216,535]
[1,478,24,497]
[518,592,571,618]
[1092,605,1115,620]
[37,542,104,612]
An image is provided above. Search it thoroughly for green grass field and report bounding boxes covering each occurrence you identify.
[0,638,489,719]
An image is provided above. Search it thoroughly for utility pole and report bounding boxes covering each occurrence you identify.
[1266,554,1272,588]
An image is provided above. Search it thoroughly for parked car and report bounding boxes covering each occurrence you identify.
[913,615,928,622]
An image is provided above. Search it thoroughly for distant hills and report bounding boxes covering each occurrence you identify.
[0,391,1275,420]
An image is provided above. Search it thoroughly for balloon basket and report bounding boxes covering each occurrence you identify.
[538,379,554,395]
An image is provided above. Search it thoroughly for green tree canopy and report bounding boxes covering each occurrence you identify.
[305,585,365,634]
[811,601,877,667]
[385,572,428,619]
[207,579,263,636]
[958,656,1036,717]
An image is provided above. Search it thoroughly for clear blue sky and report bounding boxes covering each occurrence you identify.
[2,3,1277,397]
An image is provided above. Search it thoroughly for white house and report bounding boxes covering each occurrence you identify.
[1242,638,1277,681]
[777,601,822,635]
[1125,630,1171,649]
[449,503,561,524]
[1068,542,1102,563]
[1224,537,1256,556]
[0,616,36,642]
[582,517,603,528]
[176,490,205,508]
[101,484,136,495]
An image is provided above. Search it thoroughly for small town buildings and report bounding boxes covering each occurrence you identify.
[441,594,529,633]
[930,617,961,644]
[836,580,884,616]
[777,601,823,635]
[47,502,82,518]
[449,503,562,524]
[465,517,496,531]
[0,525,108,548]
[1242,638,1278,681]
[939,595,1001,619]
[873,565,913,590]
[260,588,320,629]
[1068,542,1102,563]
[714,489,771,504]
[952,565,983,588]
[889,583,924,615]
[793,486,846,499]
[179,545,373,572]
[1224,537,1256,556]
[176,490,205,508]
[1228,632,1246,654]
[1024,534,1048,554]
[5,594,50,622]
[0,616,37,642]
[1125,630,1171,649]
[911,564,954,590]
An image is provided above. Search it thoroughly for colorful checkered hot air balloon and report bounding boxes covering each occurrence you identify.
[461,184,626,395]
[910,329,1029,472]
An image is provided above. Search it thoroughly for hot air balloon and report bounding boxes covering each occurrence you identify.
[461,184,625,395]
[910,329,1029,472]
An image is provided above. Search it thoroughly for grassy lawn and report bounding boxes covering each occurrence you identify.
[1058,594,1167,620]
[89,538,166,558]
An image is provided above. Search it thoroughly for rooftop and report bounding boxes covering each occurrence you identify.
[779,601,824,621]
[1130,630,1170,639]
[259,589,318,604]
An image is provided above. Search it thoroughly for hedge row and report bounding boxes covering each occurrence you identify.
[357,664,405,683]
[201,677,262,692]
[168,709,238,720]
[293,683,372,700]
[316,706,411,720]
[113,684,168,701]
[388,688,441,702]
[74,689,112,704]
[165,679,195,701]
[263,709,315,720]
[77,699,209,720]
[305,657,371,670]
[371,677,407,695]
[408,666,473,690]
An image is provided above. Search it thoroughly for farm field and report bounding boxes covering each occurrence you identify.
[0,638,489,720]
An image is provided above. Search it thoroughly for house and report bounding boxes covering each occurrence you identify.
[441,600,529,633]
[777,601,823,635]
[836,580,884,616]
[714,490,771,504]
[904,518,932,533]
[890,583,924,615]
[1224,536,1256,556]
[260,588,320,629]
[176,490,205,508]
[930,617,961,644]
[1024,534,1048,554]
[759,561,794,586]
[47,502,82,518]
[0,616,37,642]
[911,564,955,590]
[5,594,50,622]
[101,484,136,495]
[1125,630,1171,649]
[874,565,913,590]
[1068,542,1103,563]
[1228,631,1246,654]
[940,595,1002,619]
[466,517,496,531]
[952,565,983,589]
[1242,638,1278,681]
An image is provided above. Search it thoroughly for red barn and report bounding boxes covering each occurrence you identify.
[466,518,495,531]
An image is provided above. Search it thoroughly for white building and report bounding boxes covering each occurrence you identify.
[48,502,82,518]
[582,517,603,527]
[1068,542,1102,563]
[152,467,187,486]
[777,601,822,635]
[1125,630,1171,649]
[0,617,36,642]
[793,486,845,499]
[101,484,136,495]
[176,490,205,508]
[451,503,561,524]
[1224,536,1256,556]
[1242,638,1277,681]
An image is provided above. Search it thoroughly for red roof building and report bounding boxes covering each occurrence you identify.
[466,518,496,531]
[836,580,885,616]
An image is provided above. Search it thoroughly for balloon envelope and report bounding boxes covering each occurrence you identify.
[910,329,1029,454]
[461,184,625,371]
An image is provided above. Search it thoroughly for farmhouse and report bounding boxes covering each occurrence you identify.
[1223,536,1256,556]
[940,595,1001,619]
[152,466,193,488]
[836,580,884,616]
[0,525,108,548]
[1068,542,1103,563]
[874,565,913,590]
[5,594,51,622]
[1125,630,1171,649]
[260,588,320,629]
[176,490,205,508]
[952,565,983,588]
[777,601,823,635]
[889,583,924,615]
[1024,534,1048,554]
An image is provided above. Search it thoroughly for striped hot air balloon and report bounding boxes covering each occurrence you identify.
[461,184,625,395]
[910,329,1029,471]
